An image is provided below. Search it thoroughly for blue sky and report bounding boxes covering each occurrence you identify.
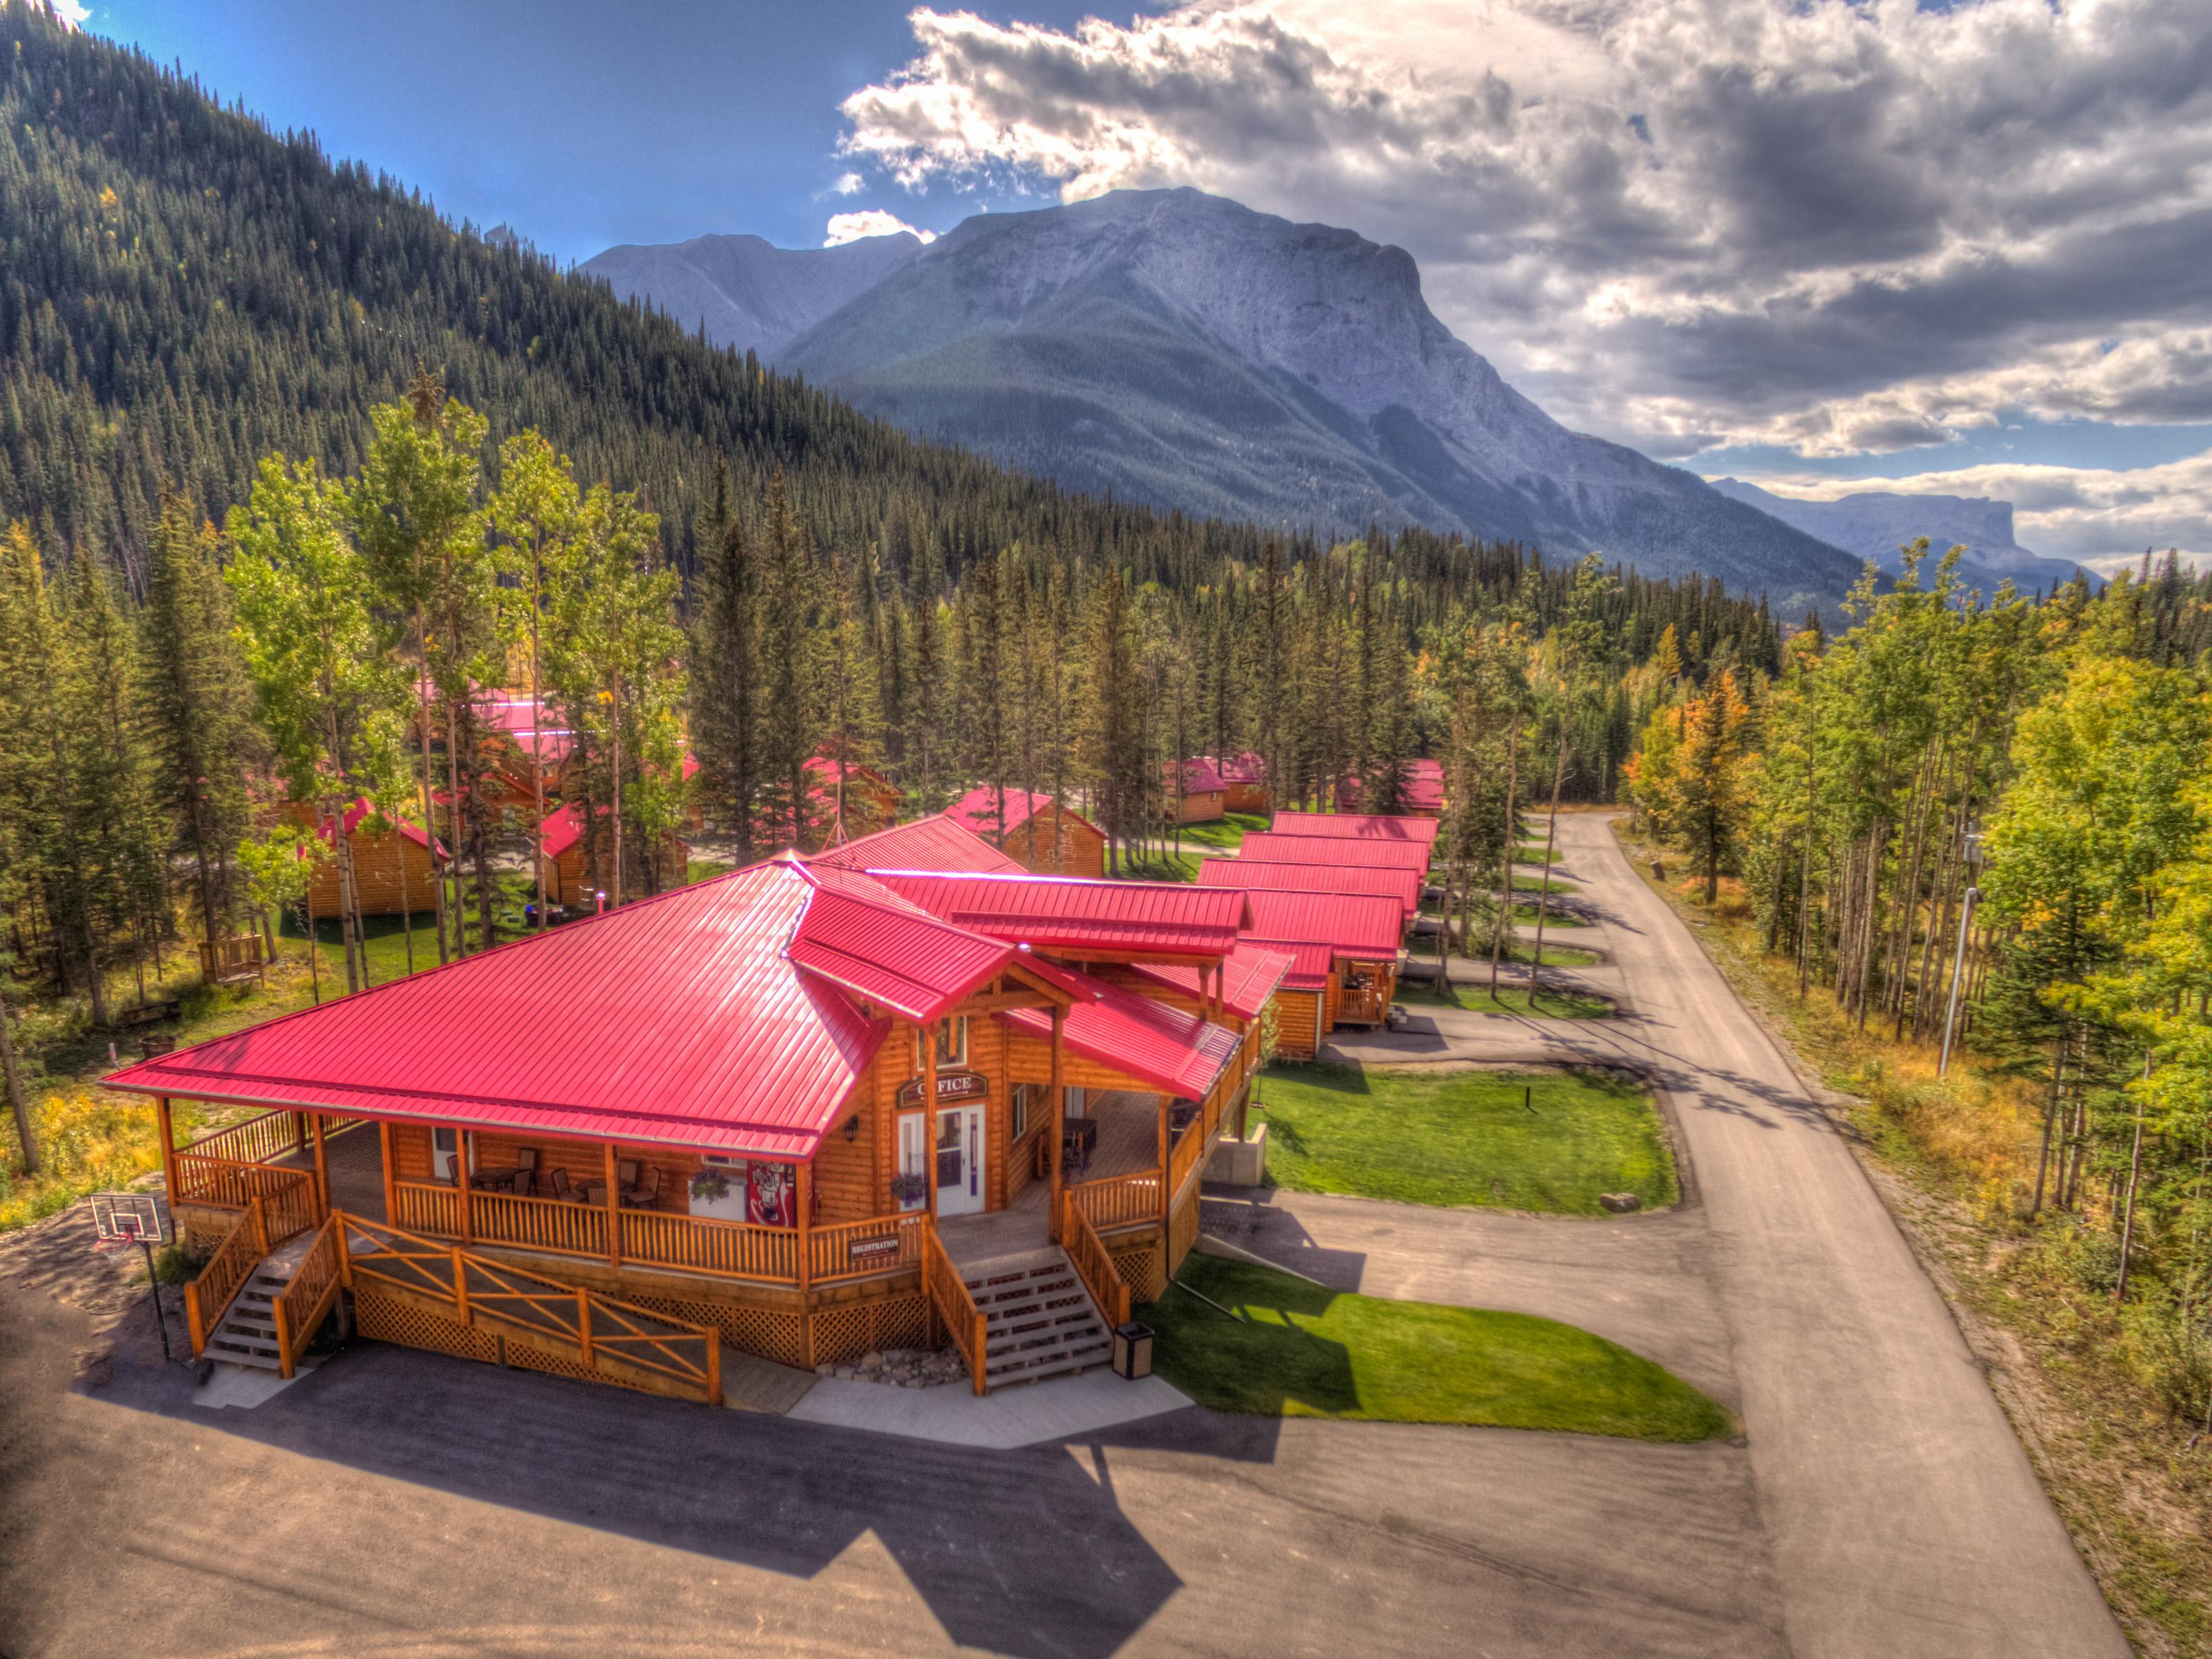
[73,0,2212,565]
[84,0,1104,260]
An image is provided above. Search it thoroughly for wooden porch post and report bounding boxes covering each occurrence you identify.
[603,1142,622,1266]
[310,1112,330,1220]
[796,1160,814,1367]
[1156,1094,1170,1224]
[1047,1005,1066,1244]
[378,1119,397,1226]
[154,1095,180,1209]
[922,1023,941,1217]
[455,1131,474,1244]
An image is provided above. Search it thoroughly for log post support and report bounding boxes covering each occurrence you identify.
[796,1159,814,1368]
[452,1248,470,1324]
[456,1131,474,1245]
[249,1194,270,1258]
[603,1142,622,1266]
[154,1095,180,1209]
[273,1297,295,1380]
[922,1023,941,1218]
[310,1113,330,1221]
[1156,1096,1170,1225]
[577,1290,593,1367]
[1047,1005,1067,1245]
[378,1119,397,1225]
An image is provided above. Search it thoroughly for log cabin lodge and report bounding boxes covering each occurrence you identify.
[109,803,1437,1406]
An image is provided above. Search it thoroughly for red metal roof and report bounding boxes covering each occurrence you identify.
[1216,751,1266,786]
[1123,942,1296,1021]
[318,798,449,862]
[1197,857,1421,920]
[1240,937,1335,991]
[1174,756,1226,794]
[1338,762,1445,813]
[784,864,1015,1023]
[999,961,1241,1099]
[1270,809,1441,844]
[810,815,1027,875]
[99,859,971,1161]
[870,872,1251,960]
[1239,889,1404,959]
[944,787,1101,841]
[1238,831,1433,872]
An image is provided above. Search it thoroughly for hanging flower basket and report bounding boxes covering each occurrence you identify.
[889,1173,927,1207]
[688,1169,732,1202]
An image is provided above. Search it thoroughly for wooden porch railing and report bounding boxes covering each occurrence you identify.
[1168,1111,1210,1197]
[271,1214,345,1379]
[467,1187,611,1259]
[338,1212,721,1405]
[622,1207,797,1283]
[178,1109,299,1169]
[809,1212,927,1283]
[1061,1191,1131,1331]
[173,1152,322,1220]
[920,1221,987,1395]
[183,1197,267,1357]
[1072,1169,1163,1232]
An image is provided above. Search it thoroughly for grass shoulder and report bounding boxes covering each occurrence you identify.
[1256,1061,1675,1214]
[1396,980,1612,1020]
[1144,1254,1731,1441]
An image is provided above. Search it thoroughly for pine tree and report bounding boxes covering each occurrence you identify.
[687,456,761,858]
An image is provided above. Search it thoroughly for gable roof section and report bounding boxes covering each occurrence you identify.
[104,860,894,1160]
[784,863,1013,1023]
[1239,937,1335,991]
[870,871,1251,960]
[1174,756,1226,794]
[1123,942,1297,1021]
[321,798,449,862]
[999,961,1241,1099]
[1269,809,1441,846]
[1237,831,1433,873]
[1239,889,1405,959]
[1197,857,1421,920]
[1216,751,1266,786]
[810,815,1025,876]
[944,787,1101,842]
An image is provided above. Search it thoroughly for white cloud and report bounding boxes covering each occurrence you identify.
[42,0,88,25]
[831,171,865,197]
[838,0,2212,462]
[1718,449,2212,565]
[822,209,936,247]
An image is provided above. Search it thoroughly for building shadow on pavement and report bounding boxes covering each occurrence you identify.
[92,1331,1290,1659]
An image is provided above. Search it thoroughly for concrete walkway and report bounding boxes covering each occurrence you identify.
[1302,813,2125,1659]
[789,1369,1192,1448]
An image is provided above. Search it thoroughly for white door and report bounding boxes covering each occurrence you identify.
[934,1105,986,1217]
[897,1113,927,1211]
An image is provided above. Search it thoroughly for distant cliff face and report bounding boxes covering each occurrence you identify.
[1708,479,2083,595]
[579,230,922,358]
[590,190,1865,609]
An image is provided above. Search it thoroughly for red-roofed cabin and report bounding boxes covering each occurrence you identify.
[287,800,449,920]
[1237,830,1434,874]
[536,803,691,908]
[107,853,1272,1399]
[1168,757,1226,824]
[945,789,1107,878]
[1237,889,1407,1052]
[811,814,1027,876]
[1270,808,1442,846]
[1197,856,1422,923]
[1335,759,1447,818]
[1216,751,1270,813]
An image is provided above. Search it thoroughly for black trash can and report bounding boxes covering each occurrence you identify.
[1112,1321,1153,1381]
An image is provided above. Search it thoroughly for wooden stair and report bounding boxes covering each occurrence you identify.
[204,1233,321,1374]
[965,1247,1113,1389]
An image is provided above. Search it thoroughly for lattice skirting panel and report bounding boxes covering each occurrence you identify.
[810,1293,932,1367]
[354,1288,498,1364]
[503,1338,655,1395]
[1109,1242,1166,1305]
[625,1292,806,1369]
[1167,1188,1201,1276]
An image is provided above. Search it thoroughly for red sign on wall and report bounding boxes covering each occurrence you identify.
[896,1068,988,1109]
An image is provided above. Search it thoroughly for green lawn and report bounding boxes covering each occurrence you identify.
[1144,1256,1731,1441]
[1405,939,1604,968]
[1254,1061,1677,1214]
[1396,980,1612,1019]
[1512,902,1589,927]
[1173,811,1268,852]
[1510,872,1579,894]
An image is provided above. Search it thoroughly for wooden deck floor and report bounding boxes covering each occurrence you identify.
[273,1123,386,1221]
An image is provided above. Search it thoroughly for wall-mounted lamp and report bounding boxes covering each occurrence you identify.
[843,1114,862,1143]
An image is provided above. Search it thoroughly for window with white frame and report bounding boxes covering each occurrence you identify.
[916,1016,968,1070]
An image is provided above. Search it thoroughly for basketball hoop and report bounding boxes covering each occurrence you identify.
[89,1192,175,1363]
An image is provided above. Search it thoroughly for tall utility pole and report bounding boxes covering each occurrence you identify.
[1938,823,1984,1078]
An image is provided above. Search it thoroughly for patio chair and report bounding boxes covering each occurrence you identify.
[542,1167,573,1202]
[617,1158,641,1190]
[620,1165,662,1209]
[508,1167,536,1199]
